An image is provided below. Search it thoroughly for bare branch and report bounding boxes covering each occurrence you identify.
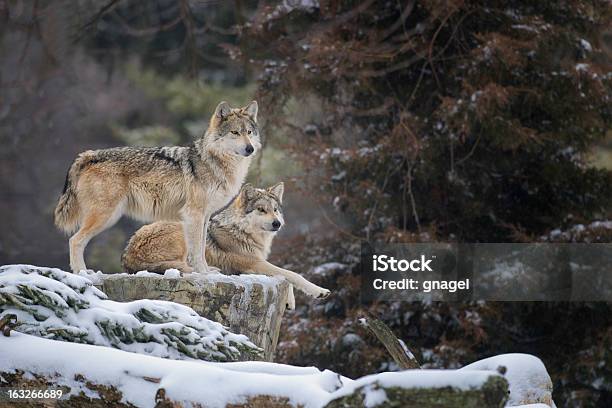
[73,0,122,43]
[379,0,416,41]
[359,315,421,370]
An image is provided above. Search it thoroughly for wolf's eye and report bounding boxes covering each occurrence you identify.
[274,207,278,212]
[257,207,266,213]
[231,130,240,135]
[248,130,252,134]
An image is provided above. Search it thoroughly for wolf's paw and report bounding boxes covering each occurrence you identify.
[286,298,296,310]
[286,286,296,310]
[194,263,220,274]
[207,265,221,274]
[306,285,330,299]
[316,288,331,299]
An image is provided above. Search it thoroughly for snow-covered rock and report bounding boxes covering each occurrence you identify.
[461,353,555,407]
[0,332,509,408]
[325,370,508,407]
[0,265,555,408]
[0,332,336,408]
[0,265,262,362]
[82,266,291,360]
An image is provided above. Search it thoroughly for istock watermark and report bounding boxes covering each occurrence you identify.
[361,243,612,302]
[372,254,434,272]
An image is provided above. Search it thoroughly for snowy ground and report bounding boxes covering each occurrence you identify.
[0,332,553,408]
[0,264,555,407]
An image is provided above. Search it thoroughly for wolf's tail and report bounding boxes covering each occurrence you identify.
[54,152,91,234]
[121,253,190,275]
[121,237,138,273]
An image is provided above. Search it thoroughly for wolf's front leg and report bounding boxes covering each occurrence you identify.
[255,261,331,299]
[182,208,209,274]
[286,285,296,310]
[200,217,220,274]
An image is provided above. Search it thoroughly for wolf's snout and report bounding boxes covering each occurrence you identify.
[244,144,254,156]
[272,220,281,230]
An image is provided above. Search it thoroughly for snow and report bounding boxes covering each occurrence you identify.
[589,220,612,229]
[80,268,283,293]
[362,384,388,407]
[135,270,163,277]
[0,332,512,408]
[510,405,551,408]
[398,338,416,360]
[483,259,527,281]
[282,0,319,12]
[0,332,338,408]
[163,268,182,278]
[264,0,319,22]
[575,63,589,72]
[1,266,556,407]
[541,220,612,242]
[327,369,504,403]
[358,145,382,157]
[312,262,347,275]
[0,265,261,362]
[512,24,539,33]
[79,267,284,306]
[461,353,554,406]
[579,39,592,52]
[341,333,364,347]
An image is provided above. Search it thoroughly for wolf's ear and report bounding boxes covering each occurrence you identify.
[240,183,257,200]
[236,183,256,210]
[243,101,258,122]
[214,101,232,120]
[268,182,284,202]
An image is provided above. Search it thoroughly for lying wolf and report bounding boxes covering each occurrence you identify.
[55,101,259,273]
[121,183,331,308]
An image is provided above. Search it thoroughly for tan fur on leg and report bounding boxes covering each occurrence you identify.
[69,204,124,272]
[251,260,330,299]
[181,206,207,273]
[286,285,296,310]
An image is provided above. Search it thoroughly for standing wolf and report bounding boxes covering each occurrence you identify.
[121,183,331,307]
[55,101,259,273]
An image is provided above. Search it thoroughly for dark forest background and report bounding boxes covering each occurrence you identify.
[1,1,611,406]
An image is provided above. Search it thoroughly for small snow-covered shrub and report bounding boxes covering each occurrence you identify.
[0,265,262,362]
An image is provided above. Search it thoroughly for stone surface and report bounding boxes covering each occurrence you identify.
[324,376,509,408]
[90,271,290,361]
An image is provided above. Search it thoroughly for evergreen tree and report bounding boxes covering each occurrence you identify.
[241,2,612,405]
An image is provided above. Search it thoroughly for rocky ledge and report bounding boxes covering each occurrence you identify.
[85,270,290,361]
